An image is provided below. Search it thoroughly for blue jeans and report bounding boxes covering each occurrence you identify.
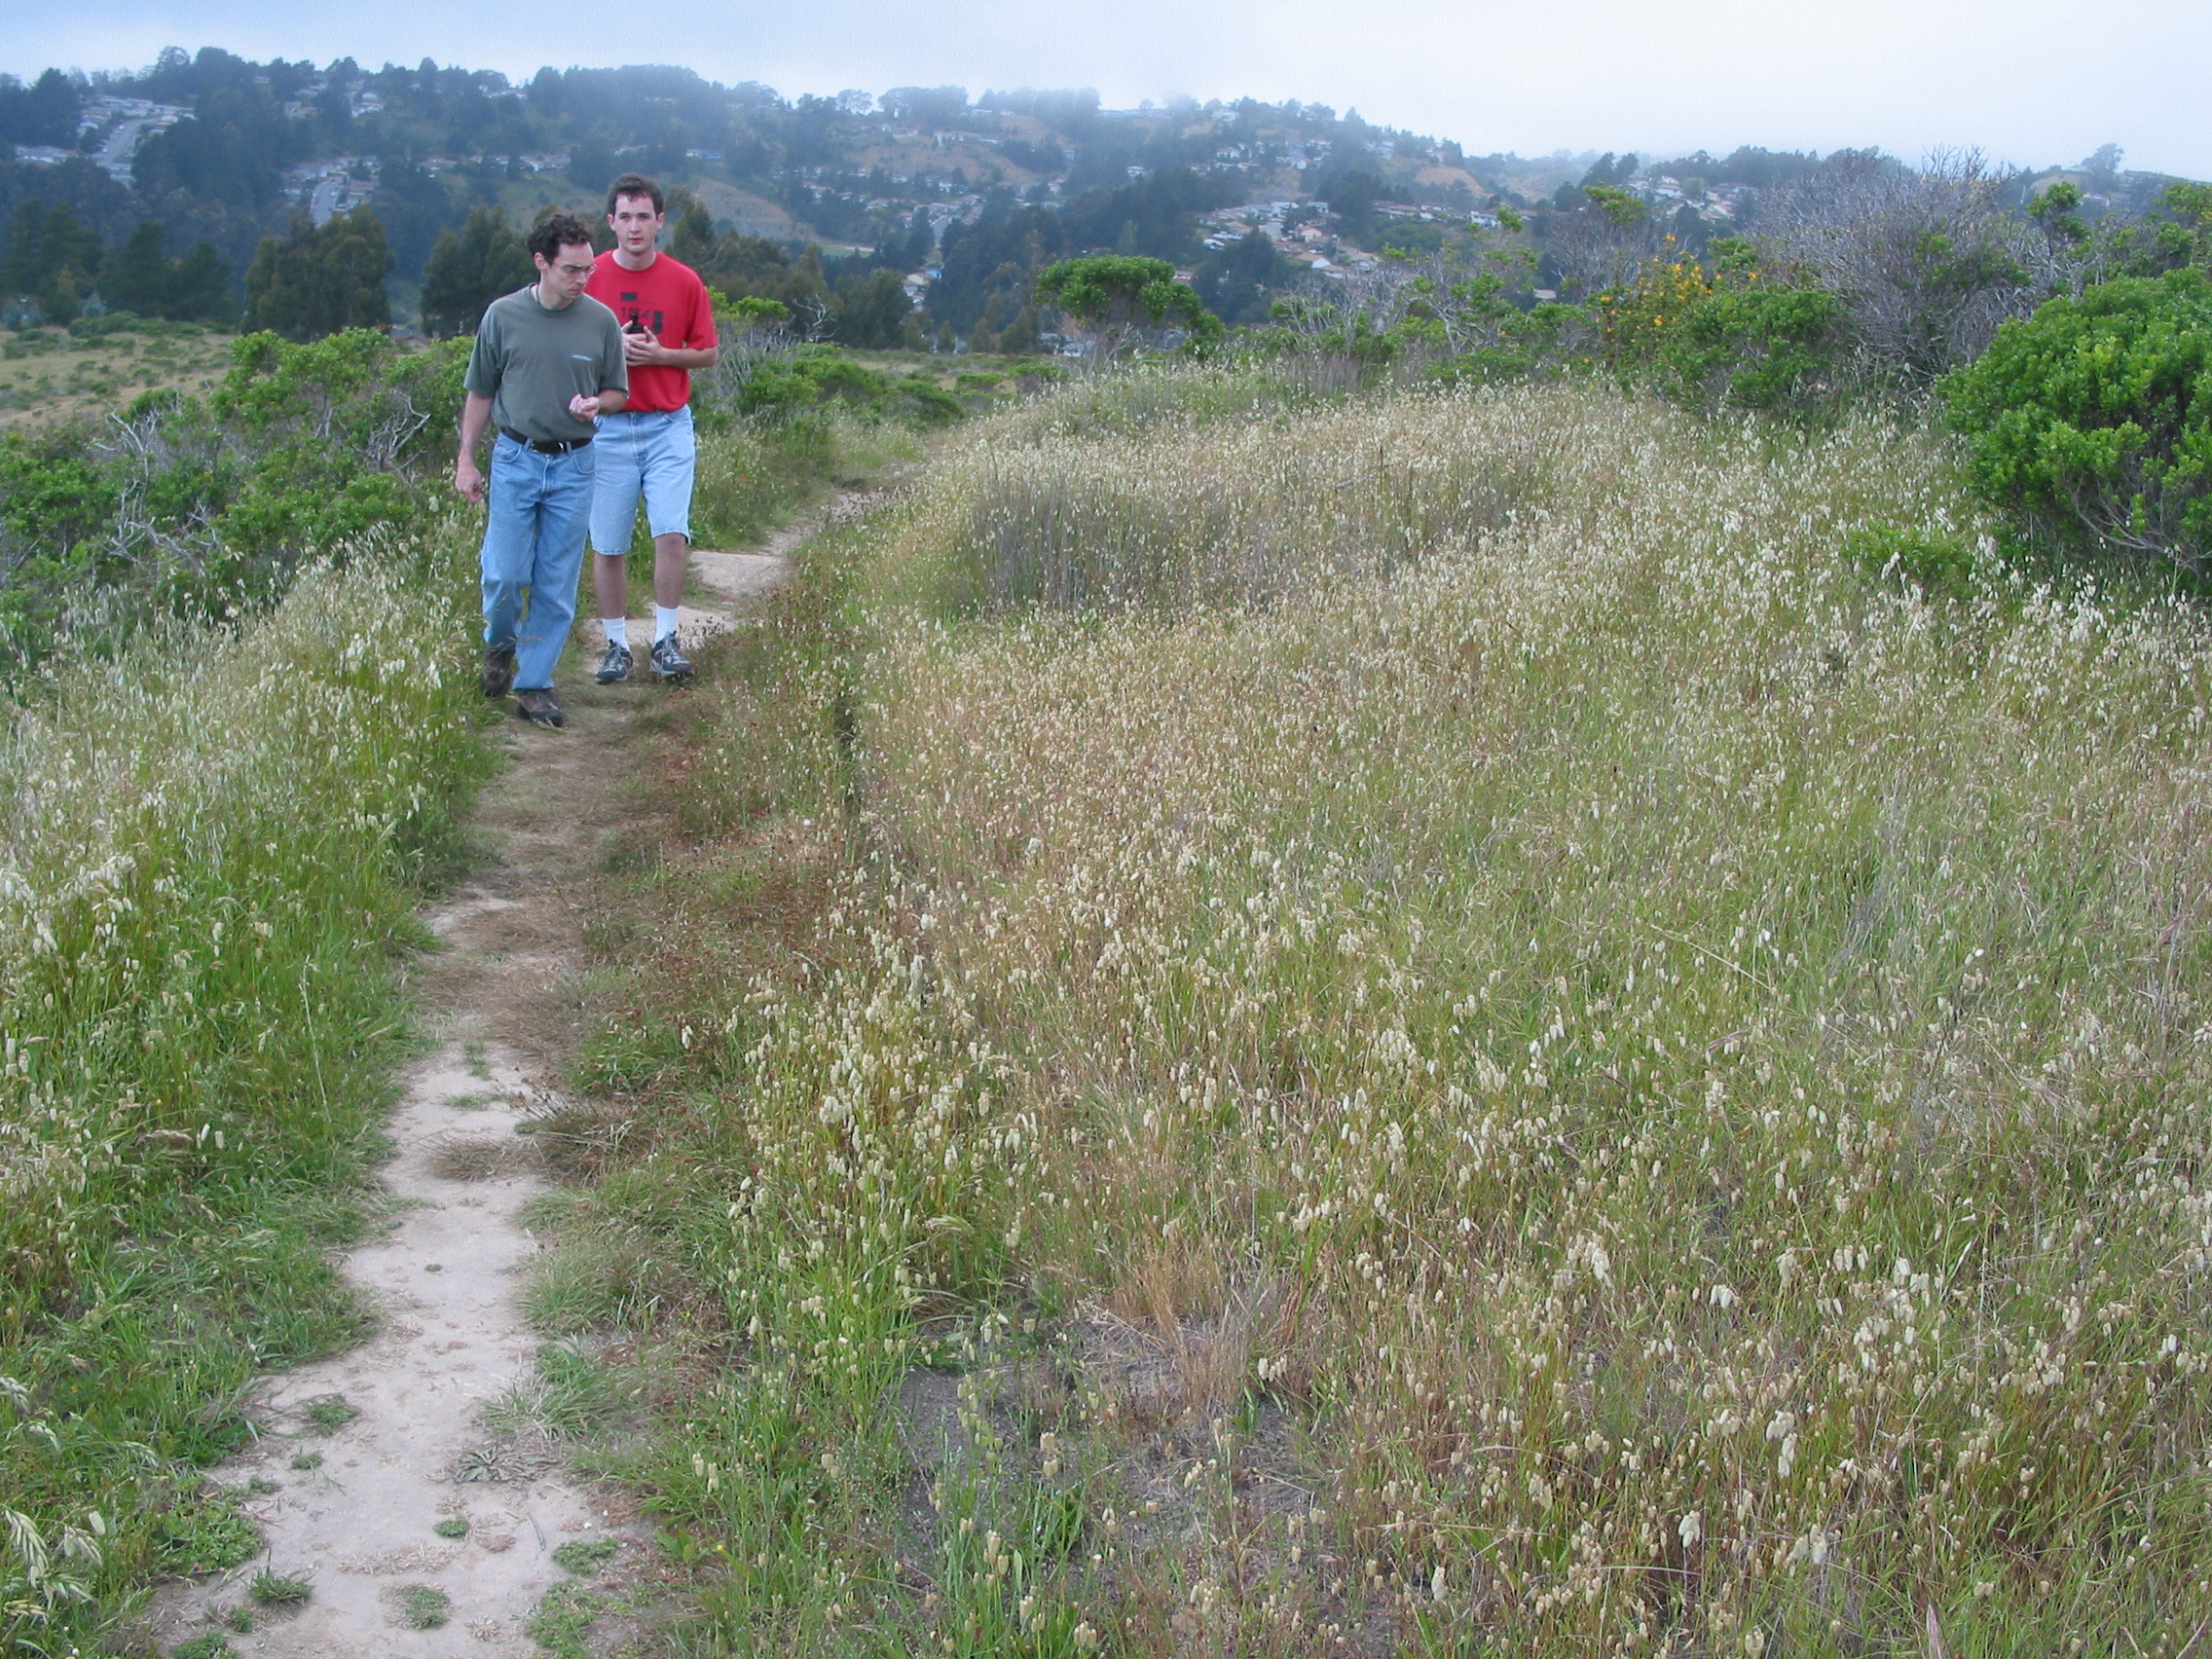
[481,434,596,691]
[588,406,697,556]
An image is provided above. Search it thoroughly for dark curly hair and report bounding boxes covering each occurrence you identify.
[527,210,597,265]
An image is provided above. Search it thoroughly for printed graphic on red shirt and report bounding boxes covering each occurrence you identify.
[586,251,718,414]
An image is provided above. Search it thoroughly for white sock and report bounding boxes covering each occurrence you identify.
[654,606,682,643]
[602,618,629,649]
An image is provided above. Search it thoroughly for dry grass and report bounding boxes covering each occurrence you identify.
[424,1137,539,1182]
[580,371,2212,1657]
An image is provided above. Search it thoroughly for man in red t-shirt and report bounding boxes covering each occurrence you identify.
[583,172,720,682]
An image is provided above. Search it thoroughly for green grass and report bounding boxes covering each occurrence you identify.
[0,517,492,1648]
[433,1516,470,1539]
[247,1569,311,1605]
[483,1342,622,1440]
[151,1489,261,1576]
[527,1578,610,1657]
[301,1393,359,1434]
[551,1535,620,1574]
[536,365,2212,1655]
[398,1583,450,1629]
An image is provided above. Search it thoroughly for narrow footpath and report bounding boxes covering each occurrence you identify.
[147,523,814,1657]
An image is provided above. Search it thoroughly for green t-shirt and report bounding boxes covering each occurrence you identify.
[463,287,629,443]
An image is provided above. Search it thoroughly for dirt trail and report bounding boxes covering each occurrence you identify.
[147,529,810,1656]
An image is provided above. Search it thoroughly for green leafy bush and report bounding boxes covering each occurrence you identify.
[1036,255,1225,358]
[1939,268,2212,571]
[0,329,469,674]
[734,349,963,427]
[1657,284,1852,417]
[1597,241,1854,420]
[212,329,467,565]
[0,437,117,547]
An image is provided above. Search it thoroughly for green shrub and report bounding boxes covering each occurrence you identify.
[1939,268,2212,571]
[0,329,471,675]
[1658,284,1852,417]
[1597,242,1854,421]
[210,329,467,567]
[0,434,118,546]
[730,348,965,428]
[1843,522,1980,602]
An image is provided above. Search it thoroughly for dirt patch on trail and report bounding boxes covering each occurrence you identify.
[144,534,803,1656]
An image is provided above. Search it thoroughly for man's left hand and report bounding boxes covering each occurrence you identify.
[622,330,667,366]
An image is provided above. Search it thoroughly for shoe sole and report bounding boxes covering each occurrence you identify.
[595,668,630,684]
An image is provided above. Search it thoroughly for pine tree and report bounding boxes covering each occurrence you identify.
[168,242,233,324]
[3,203,104,324]
[419,206,531,336]
[317,207,393,333]
[669,196,717,270]
[243,208,391,341]
[1,203,46,299]
[101,221,173,316]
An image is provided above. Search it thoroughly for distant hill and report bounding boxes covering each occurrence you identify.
[1,49,2196,340]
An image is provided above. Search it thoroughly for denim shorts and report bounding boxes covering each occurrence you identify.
[588,405,697,556]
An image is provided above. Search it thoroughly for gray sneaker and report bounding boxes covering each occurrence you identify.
[595,641,633,683]
[481,642,518,699]
[649,634,693,681]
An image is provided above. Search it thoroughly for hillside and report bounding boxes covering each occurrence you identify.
[9,49,2192,346]
[0,316,233,428]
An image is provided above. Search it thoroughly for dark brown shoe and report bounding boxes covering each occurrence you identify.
[481,642,518,699]
[515,688,565,728]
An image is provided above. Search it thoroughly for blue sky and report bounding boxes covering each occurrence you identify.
[7,0,2206,180]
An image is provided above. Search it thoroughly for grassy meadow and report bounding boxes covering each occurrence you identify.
[559,369,2212,1657]
[0,521,490,1650]
[0,323,238,430]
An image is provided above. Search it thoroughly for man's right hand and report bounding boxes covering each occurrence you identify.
[456,458,486,504]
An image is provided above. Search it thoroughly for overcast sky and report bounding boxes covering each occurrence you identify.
[7,0,2206,180]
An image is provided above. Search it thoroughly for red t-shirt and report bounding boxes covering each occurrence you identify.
[586,250,718,413]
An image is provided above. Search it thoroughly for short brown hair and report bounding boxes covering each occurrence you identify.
[528,210,596,264]
[606,173,665,216]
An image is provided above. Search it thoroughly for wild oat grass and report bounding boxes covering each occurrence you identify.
[591,372,2212,1656]
[0,524,487,1646]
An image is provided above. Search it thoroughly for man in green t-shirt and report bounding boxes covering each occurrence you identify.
[455,211,628,728]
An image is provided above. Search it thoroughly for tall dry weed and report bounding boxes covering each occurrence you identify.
[820,377,2212,1651]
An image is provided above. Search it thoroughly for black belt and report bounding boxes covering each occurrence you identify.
[500,428,593,454]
